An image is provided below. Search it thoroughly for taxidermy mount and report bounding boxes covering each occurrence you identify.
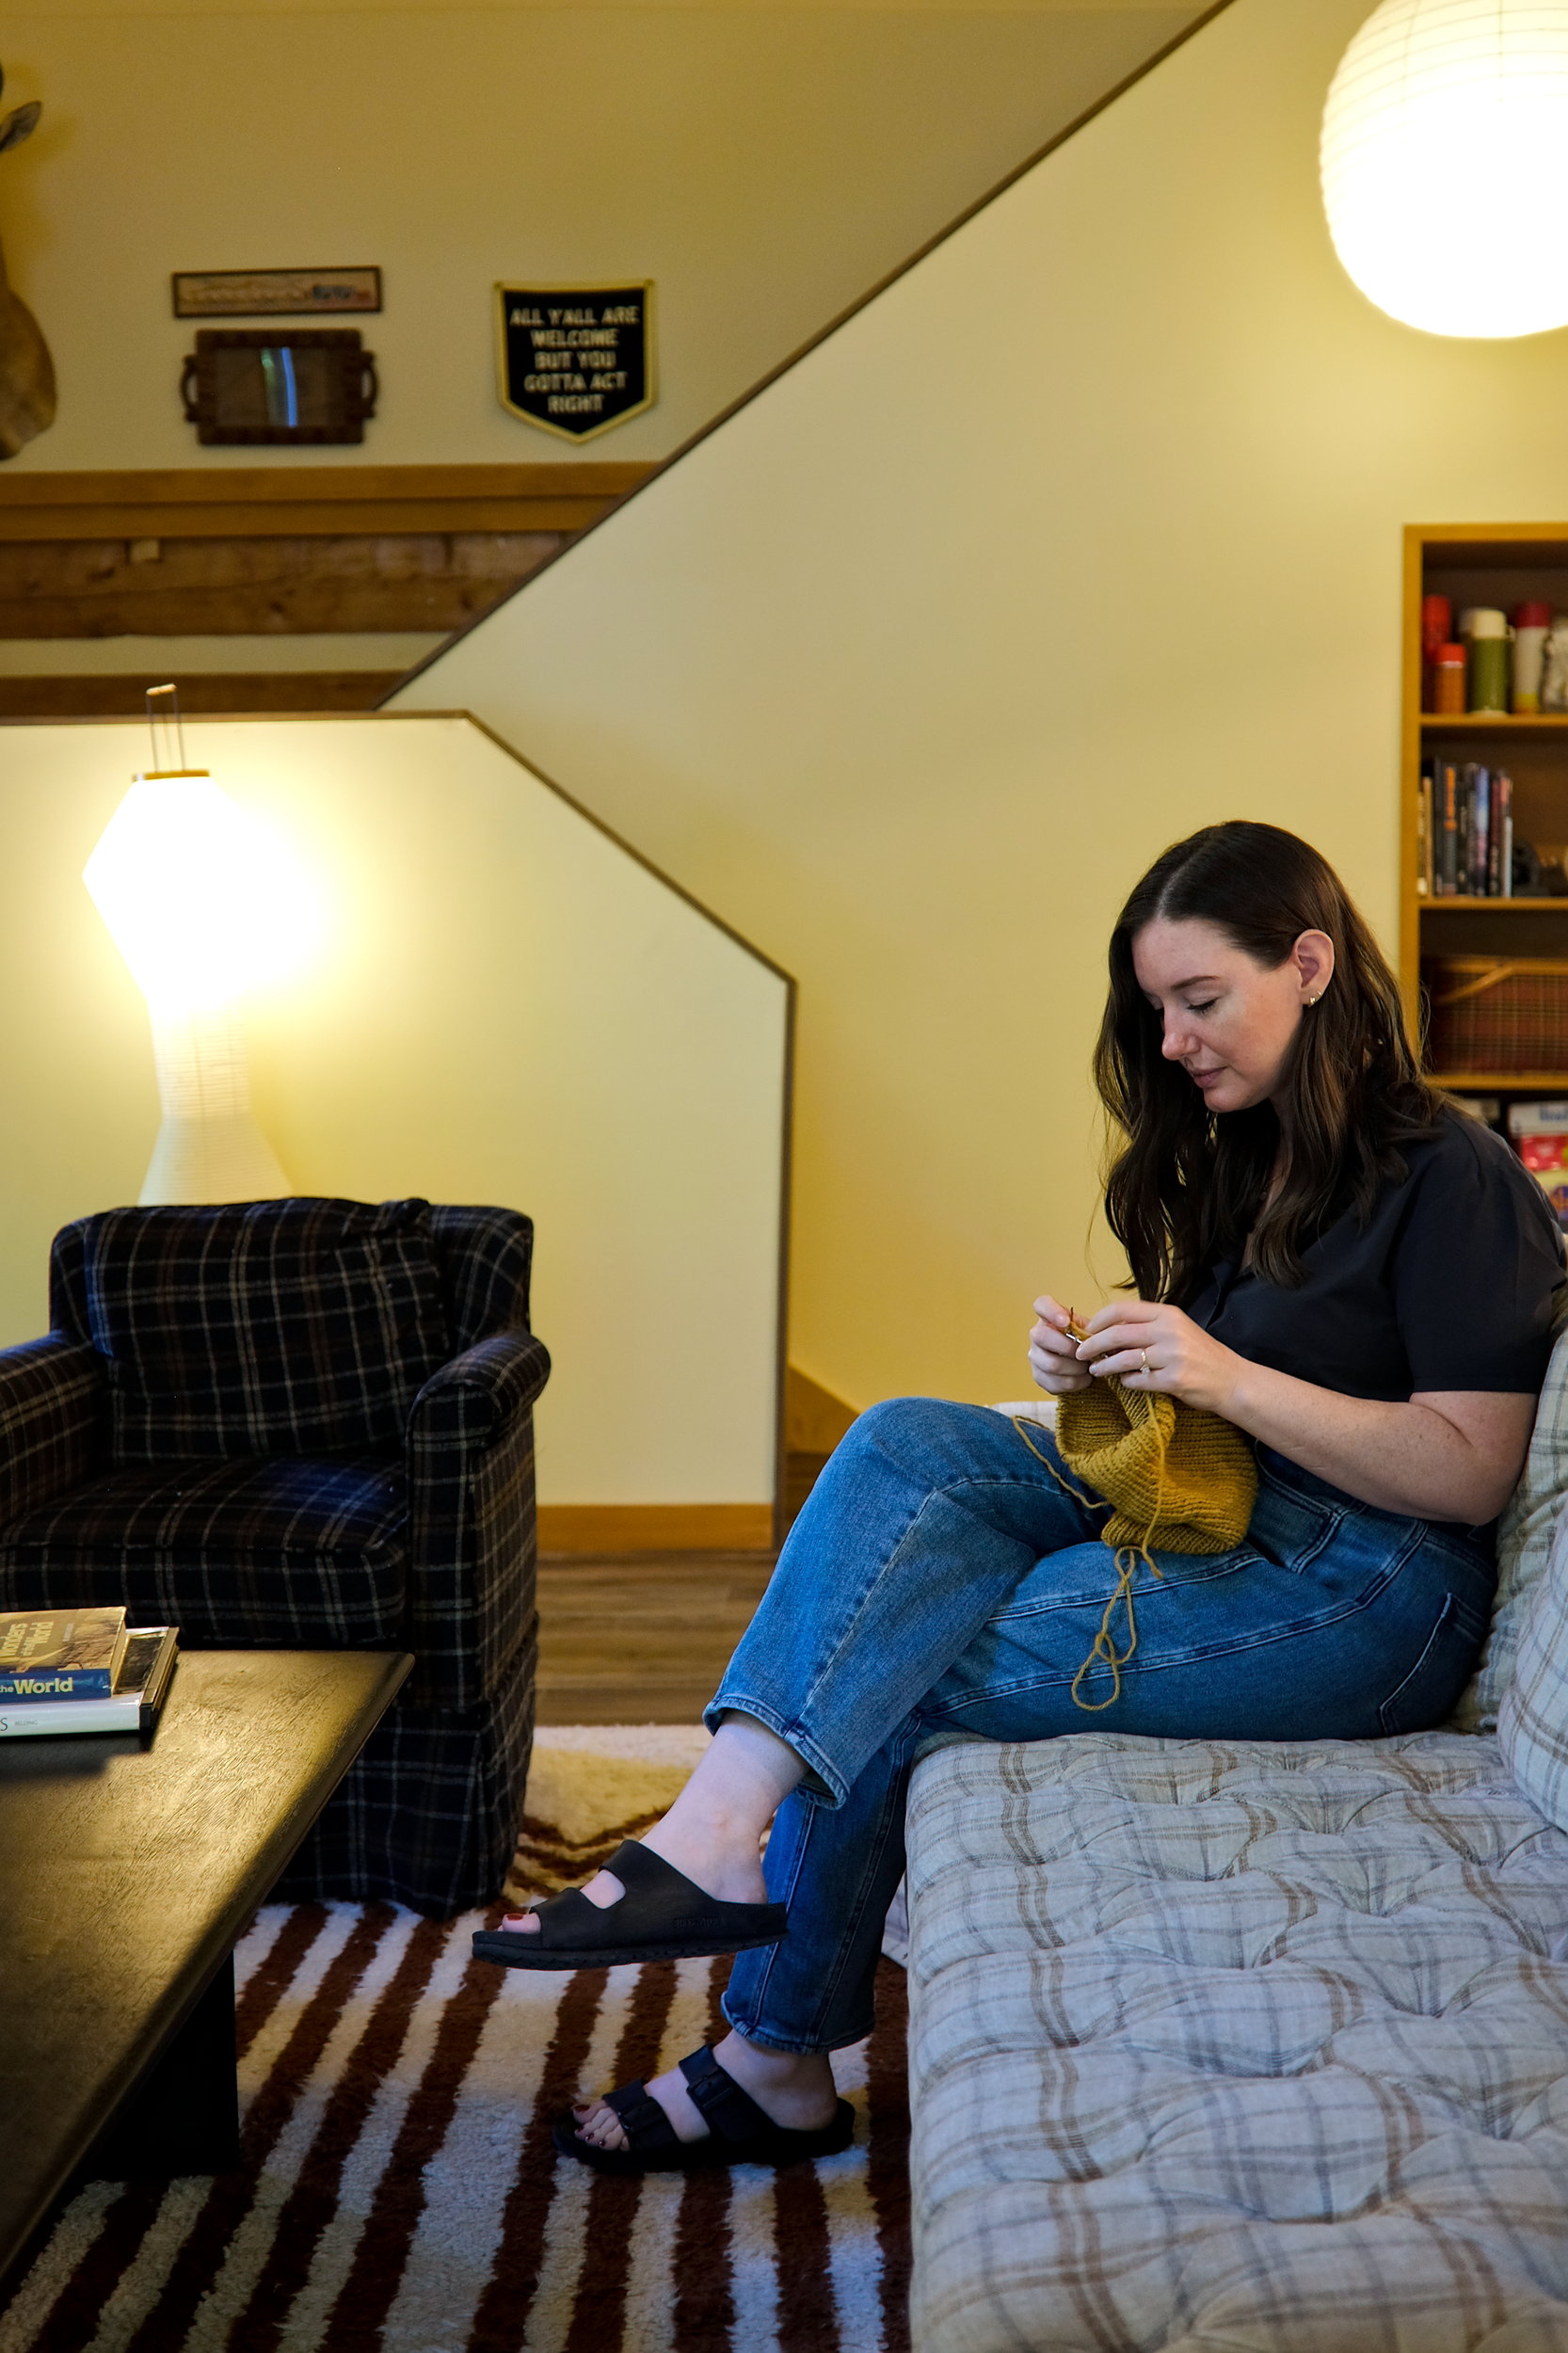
[0,66,55,458]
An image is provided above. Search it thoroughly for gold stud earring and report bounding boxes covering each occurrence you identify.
[1305,993,1322,1006]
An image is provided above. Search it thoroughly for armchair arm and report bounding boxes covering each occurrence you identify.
[404,1330,552,1710]
[0,1335,108,1524]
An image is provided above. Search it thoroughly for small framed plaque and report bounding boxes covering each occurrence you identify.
[494,282,655,443]
[179,329,377,445]
[172,267,381,319]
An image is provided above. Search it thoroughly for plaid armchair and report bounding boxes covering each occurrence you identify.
[0,1197,551,1916]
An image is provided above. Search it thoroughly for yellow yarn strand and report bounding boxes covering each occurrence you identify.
[1010,1411,1103,1510]
[1070,1545,1161,1712]
[1014,1400,1168,1712]
[1012,1324,1256,1714]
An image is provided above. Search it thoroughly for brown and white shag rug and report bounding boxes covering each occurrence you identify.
[0,1730,911,2353]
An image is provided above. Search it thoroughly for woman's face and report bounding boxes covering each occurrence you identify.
[1130,915,1335,1115]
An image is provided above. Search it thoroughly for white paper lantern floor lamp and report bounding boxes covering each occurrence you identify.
[84,688,308,1206]
[1322,0,1568,339]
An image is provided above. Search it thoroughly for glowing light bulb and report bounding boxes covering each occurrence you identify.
[1322,0,1568,338]
[85,774,320,1018]
[83,717,323,1203]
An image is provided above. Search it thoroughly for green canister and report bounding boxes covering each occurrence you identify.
[1466,608,1512,712]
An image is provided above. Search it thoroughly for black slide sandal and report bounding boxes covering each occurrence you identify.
[552,2043,856,2175]
[471,1839,789,1971]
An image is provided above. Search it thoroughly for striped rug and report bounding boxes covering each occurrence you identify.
[2,1811,911,2353]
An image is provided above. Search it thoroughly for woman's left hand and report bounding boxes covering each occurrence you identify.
[1077,1300,1244,1418]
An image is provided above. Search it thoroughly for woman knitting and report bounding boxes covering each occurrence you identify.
[476,820,1565,2172]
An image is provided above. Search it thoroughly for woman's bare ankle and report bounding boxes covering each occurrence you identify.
[639,1810,766,1905]
[712,2030,838,2127]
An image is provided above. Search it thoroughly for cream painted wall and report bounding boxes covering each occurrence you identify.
[1,3,1193,470]
[393,0,1568,1413]
[0,713,789,1503]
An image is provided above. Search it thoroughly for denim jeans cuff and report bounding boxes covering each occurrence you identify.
[702,1688,847,1806]
[720,1991,875,2057]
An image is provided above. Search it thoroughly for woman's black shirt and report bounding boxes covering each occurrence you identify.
[1183,1109,1565,1402]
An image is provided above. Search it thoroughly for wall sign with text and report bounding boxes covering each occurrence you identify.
[173,267,381,319]
[494,282,655,442]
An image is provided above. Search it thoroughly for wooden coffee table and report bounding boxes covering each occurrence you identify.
[0,1647,411,2291]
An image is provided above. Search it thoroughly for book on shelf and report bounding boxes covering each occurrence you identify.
[0,1626,178,1739]
[1508,1102,1568,1232]
[0,1605,129,1702]
[1419,760,1513,897]
[1447,1094,1502,1127]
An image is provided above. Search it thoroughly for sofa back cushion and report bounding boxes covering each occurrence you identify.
[1499,1500,1568,1828]
[73,1199,452,1463]
[1454,1304,1568,1731]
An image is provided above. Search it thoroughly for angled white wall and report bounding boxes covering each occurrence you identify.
[393,0,1568,1411]
[0,714,788,1514]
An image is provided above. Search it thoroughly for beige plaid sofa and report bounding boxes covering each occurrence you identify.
[904,1341,1568,2352]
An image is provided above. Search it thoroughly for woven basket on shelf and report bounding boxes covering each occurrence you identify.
[1422,956,1568,1074]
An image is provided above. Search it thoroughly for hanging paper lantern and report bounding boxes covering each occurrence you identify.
[1321,0,1568,337]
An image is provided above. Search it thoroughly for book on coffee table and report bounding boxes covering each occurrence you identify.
[0,1627,178,1738]
[0,1606,129,1700]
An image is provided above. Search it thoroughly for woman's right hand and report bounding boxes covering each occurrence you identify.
[1029,1295,1093,1394]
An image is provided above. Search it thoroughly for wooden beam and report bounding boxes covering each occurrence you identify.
[0,673,400,718]
[0,531,562,638]
[0,463,656,541]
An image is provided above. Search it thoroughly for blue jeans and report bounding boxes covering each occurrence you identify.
[706,1397,1496,2054]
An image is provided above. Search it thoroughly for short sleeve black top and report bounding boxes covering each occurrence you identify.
[1182,1109,1565,1402]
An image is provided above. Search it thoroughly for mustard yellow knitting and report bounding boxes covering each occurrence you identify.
[1014,1341,1256,1713]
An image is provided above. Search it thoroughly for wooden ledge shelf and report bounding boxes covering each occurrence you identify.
[1419,897,1568,911]
[0,462,658,541]
[1420,713,1568,735]
[1432,1072,1568,1092]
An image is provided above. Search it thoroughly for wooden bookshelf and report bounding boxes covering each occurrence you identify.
[1401,523,1568,1099]
[1422,896,1567,910]
[1420,714,1568,735]
[1426,1072,1568,1093]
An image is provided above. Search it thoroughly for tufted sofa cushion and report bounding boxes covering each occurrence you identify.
[1456,1305,1568,1732]
[906,1730,1568,2353]
[1500,1499,1568,1835]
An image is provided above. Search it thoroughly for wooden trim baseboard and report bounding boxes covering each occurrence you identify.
[0,463,657,541]
[536,1503,775,1554]
[785,1365,857,1454]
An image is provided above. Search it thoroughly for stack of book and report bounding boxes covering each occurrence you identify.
[1509,1102,1568,1232]
[1417,760,1515,897]
[0,1606,178,1738]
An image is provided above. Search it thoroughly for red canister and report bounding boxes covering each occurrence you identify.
[1422,595,1452,650]
[1432,643,1467,714]
[1422,595,1453,709]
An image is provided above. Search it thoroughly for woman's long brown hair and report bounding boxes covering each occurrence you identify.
[1096,821,1442,1300]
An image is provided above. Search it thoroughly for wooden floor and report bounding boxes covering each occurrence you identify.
[533,1447,832,1723]
[534,1550,776,1723]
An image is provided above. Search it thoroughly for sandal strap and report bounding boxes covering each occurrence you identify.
[515,1841,788,1960]
[678,2045,776,2146]
[600,2077,682,2153]
[601,1841,788,1942]
[600,1839,712,1906]
[526,1887,607,1951]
